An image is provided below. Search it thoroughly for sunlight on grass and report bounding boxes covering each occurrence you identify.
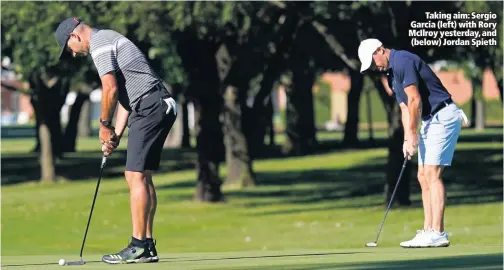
[1,129,502,263]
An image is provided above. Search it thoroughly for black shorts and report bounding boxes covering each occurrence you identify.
[126,87,176,172]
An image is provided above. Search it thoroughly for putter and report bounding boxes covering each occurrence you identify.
[66,156,107,265]
[366,156,409,247]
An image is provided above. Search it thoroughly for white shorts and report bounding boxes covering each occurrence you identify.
[418,102,467,166]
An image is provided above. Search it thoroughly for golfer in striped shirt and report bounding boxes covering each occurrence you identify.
[55,17,177,264]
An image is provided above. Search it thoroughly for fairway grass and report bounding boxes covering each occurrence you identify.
[2,129,502,269]
[2,246,503,269]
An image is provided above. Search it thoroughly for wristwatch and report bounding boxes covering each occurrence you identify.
[100,118,112,128]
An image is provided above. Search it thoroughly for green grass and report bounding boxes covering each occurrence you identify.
[1,129,502,269]
[1,247,502,269]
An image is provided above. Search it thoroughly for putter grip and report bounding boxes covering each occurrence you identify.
[101,156,107,168]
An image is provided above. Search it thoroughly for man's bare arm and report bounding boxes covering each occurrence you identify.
[403,84,422,139]
[100,73,118,124]
[399,102,409,139]
[114,102,129,139]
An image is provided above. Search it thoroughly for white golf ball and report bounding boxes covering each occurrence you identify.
[59,258,66,266]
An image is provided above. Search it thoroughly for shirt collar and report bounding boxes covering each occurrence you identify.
[387,49,396,71]
[90,28,99,39]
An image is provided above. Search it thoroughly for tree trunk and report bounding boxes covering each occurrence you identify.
[194,158,223,202]
[469,61,487,129]
[29,73,69,183]
[342,69,364,147]
[31,95,41,153]
[250,70,281,157]
[64,91,89,152]
[365,88,375,143]
[215,40,257,187]
[250,12,301,154]
[223,86,255,187]
[470,84,486,130]
[475,99,485,131]
[373,76,412,206]
[192,99,225,202]
[176,33,225,202]
[39,123,56,183]
[267,97,275,146]
[498,77,503,103]
[181,100,191,147]
[470,93,476,128]
[284,58,317,155]
[48,102,64,159]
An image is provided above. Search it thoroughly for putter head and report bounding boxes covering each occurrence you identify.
[66,260,86,265]
[365,242,378,247]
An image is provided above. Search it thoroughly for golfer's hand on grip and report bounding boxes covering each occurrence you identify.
[99,126,118,157]
[101,144,113,157]
[404,133,419,160]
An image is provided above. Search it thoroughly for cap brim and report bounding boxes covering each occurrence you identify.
[58,36,71,60]
[360,56,372,74]
[58,46,66,60]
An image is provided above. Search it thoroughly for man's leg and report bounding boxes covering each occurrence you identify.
[144,170,159,262]
[414,104,461,247]
[142,96,177,262]
[102,170,152,264]
[102,106,156,264]
[424,165,446,232]
[417,165,432,231]
[125,171,151,241]
[400,165,432,248]
[415,164,450,247]
[401,119,432,248]
[145,170,156,238]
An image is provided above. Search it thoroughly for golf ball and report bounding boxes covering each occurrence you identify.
[59,258,66,266]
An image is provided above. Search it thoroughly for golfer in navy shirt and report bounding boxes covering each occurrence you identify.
[358,38,468,248]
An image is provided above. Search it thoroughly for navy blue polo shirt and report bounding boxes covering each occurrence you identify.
[386,49,452,118]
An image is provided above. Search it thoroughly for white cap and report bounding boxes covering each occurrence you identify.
[358,38,383,73]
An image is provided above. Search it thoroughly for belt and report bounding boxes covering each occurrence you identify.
[141,84,165,100]
[422,98,453,121]
[133,84,170,112]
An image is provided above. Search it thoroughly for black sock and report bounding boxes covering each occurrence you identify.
[146,238,154,243]
[131,237,145,248]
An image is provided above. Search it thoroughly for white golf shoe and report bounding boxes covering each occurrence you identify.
[424,229,450,247]
[400,229,450,248]
[400,229,428,248]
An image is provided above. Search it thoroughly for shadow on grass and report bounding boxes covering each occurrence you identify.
[219,253,503,270]
[2,129,502,206]
[152,146,502,210]
[225,147,502,214]
[0,147,197,185]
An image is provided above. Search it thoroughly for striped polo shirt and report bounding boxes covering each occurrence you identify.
[89,28,164,111]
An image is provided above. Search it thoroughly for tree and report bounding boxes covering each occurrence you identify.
[283,24,318,155]
[217,3,289,187]
[458,1,503,129]
[1,2,103,182]
[177,33,225,202]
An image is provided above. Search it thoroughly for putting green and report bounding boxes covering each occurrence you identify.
[2,246,502,269]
